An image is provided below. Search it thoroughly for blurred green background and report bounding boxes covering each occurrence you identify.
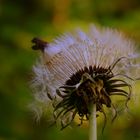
[0,0,140,140]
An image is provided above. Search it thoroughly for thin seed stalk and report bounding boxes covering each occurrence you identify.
[89,104,97,140]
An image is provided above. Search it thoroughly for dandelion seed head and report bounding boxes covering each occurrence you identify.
[31,25,139,129]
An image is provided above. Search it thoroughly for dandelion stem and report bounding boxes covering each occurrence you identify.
[89,104,97,140]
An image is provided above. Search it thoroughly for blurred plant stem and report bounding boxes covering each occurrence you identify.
[53,0,71,27]
[89,104,97,140]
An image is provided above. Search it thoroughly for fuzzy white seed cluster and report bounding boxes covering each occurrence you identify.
[30,25,140,120]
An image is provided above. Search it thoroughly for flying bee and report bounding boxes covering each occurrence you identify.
[32,37,48,52]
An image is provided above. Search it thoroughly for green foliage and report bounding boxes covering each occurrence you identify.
[0,0,140,139]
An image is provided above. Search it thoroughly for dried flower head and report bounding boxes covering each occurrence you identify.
[31,25,139,129]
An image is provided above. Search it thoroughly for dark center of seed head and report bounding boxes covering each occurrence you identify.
[66,66,112,86]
